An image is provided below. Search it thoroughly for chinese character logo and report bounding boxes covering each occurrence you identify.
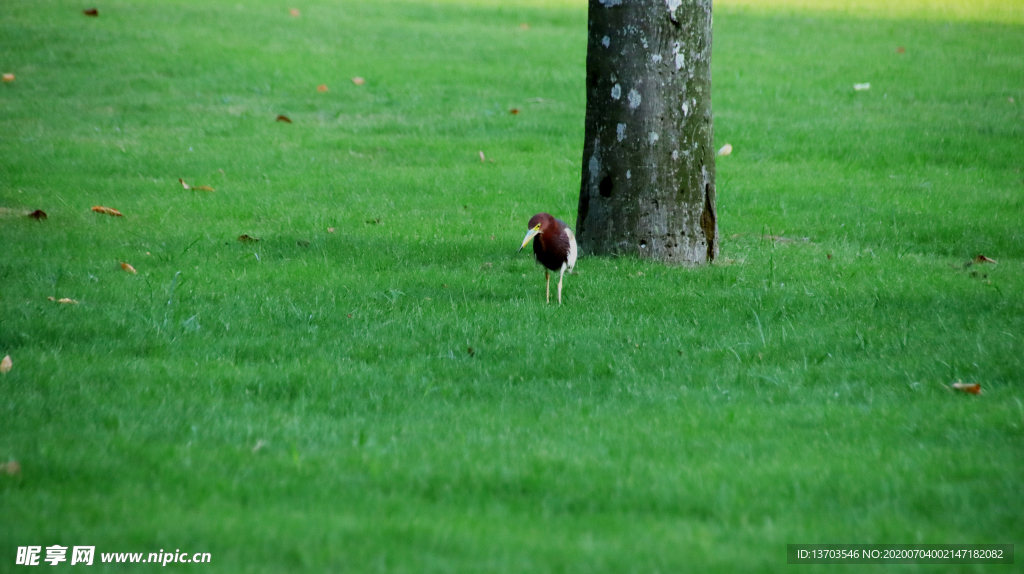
[44,546,68,566]
[71,546,95,566]
[16,547,41,566]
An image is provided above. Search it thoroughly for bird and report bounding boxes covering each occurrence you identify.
[519,213,577,304]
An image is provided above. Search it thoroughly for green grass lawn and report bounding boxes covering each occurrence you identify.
[2,0,1023,571]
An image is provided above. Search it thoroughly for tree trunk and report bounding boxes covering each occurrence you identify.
[576,0,718,265]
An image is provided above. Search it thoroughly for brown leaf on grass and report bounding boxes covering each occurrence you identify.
[509,108,520,115]
[275,114,292,123]
[952,381,981,395]
[83,8,99,16]
[1,73,14,83]
[317,84,329,93]
[27,209,47,220]
[289,8,300,17]
[121,262,137,274]
[1,461,19,475]
[0,355,11,374]
[48,297,79,304]
[478,151,486,162]
[91,206,122,217]
[896,46,905,54]
[238,234,260,243]
[180,179,214,191]
[351,77,365,86]
[962,254,998,268]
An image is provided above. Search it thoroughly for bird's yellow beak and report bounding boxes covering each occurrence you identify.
[519,225,542,252]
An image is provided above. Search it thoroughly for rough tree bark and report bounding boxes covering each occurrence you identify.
[576,0,718,265]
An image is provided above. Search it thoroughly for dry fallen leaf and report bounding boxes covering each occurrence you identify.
[327,227,336,233]
[952,381,981,395]
[0,355,11,374]
[83,8,98,16]
[276,114,292,123]
[1,461,19,475]
[238,234,260,243]
[180,179,213,191]
[121,262,137,274]
[479,151,486,162]
[509,108,520,115]
[317,84,329,93]
[351,77,365,86]
[27,209,47,220]
[854,83,871,91]
[519,22,530,30]
[896,46,905,54]
[973,255,997,264]
[48,297,79,304]
[289,8,300,17]
[717,143,733,156]
[1,73,14,83]
[91,206,123,217]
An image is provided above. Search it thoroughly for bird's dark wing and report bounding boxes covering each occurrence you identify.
[534,226,571,272]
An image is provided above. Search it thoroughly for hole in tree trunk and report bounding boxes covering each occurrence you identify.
[700,182,717,261]
[599,175,613,198]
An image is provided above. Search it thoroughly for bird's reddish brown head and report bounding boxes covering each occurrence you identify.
[526,213,555,232]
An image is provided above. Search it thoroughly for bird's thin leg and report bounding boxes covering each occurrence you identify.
[558,265,565,305]
[545,271,550,304]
